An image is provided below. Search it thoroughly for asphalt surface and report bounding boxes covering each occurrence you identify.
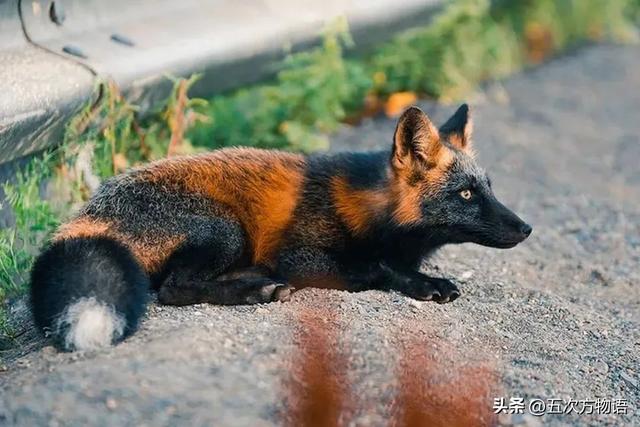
[1,44,639,426]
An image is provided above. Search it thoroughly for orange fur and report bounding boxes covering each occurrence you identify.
[124,234,185,274]
[390,145,455,226]
[423,147,455,196]
[54,217,185,273]
[390,107,459,226]
[54,217,111,241]
[447,134,464,150]
[392,109,441,172]
[138,148,306,266]
[331,176,389,235]
[390,172,423,226]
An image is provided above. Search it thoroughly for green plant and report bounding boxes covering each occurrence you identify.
[0,154,60,294]
[0,153,61,339]
[371,0,637,101]
[190,18,371,152]
[191,0,638,150]
[62,76,208,184]
[141,75,210,159]
[633,0,640,23]
[0,76,207,341]
[370,0,520,100]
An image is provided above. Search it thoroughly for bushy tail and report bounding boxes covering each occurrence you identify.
[30,237,149,351]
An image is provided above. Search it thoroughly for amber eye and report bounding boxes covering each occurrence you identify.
[460,189,472,200]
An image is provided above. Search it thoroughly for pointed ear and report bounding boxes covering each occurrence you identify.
[439,104,473,152]
[392,106,441,170]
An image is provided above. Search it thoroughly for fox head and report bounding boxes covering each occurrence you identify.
[389,105,531,248]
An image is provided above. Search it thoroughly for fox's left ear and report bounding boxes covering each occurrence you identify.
[392,106,442,171]
[439,104,473,152]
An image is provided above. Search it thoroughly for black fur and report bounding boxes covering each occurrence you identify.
[274,149,461,300]
[313,150,390,189]
[158,275,293,306]
[30,237,149,350]
[439,103,469,138]
[82,177,230,240]
[152,216,295,306]
[152,216,247,287]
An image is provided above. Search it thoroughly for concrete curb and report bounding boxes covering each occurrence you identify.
[0,0,95,165]
[0,0,443,165]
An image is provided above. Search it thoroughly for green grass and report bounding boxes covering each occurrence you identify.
[1,0,638,343]
[0,78,206,342]
[0,154,60,341]
[188,18,371,152]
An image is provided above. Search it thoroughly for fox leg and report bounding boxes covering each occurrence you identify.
[277,247,459,303]
[376,264,460,303]
[276,246,409,292]
[276,247,345,288]
[341,263,460,303]
[156,217,292,306]
[158,275,294,306]
[276,247,403,292]
[159,263,294,306]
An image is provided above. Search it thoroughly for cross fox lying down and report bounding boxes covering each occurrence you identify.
[31,105,531,351]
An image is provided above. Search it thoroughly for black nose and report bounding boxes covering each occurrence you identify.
[520,223,532,237]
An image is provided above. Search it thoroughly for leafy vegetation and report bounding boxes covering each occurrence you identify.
[189,19,371,152]
[0,78,206,341]
[1,0,638,341]
[0,157,58,300]
[0,154,59,340]
[191,0,638,147]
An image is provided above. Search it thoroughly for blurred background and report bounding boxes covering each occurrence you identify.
[0,1,639,425]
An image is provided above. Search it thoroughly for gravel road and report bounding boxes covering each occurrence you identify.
[1,44,639,426]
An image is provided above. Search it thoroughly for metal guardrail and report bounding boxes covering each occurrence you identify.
[0,0,442,165]
[0,0,94,165]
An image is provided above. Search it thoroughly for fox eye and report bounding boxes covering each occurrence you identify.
[459,189,472,200]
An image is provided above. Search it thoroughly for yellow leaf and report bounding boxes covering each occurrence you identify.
[384,92,418,117]
[113,153,128,173]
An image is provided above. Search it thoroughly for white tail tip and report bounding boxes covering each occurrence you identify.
[55,297,125,351]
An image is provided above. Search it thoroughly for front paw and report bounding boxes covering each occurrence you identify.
[407,277,460,304]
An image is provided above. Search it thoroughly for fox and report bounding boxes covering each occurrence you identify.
[30,104,531,351]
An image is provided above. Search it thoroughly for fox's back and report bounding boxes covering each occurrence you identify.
[56,148,307,271]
